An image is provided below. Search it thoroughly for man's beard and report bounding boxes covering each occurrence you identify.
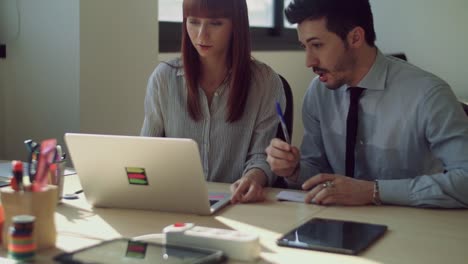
[315,48,357,90]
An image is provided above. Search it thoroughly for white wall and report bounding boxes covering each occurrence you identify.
[0,0,80,160]
[0,60,5,158]
[0,0,158,160]
[0,0,16,40]
[79,0,158,135]
[371,0,468,101]
[0,0,21,158]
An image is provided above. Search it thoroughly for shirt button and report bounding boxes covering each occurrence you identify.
[360,140,364,145]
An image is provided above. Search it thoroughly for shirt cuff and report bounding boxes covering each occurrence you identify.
[379,179,412,206]
[244,163,276,187]
[289,162,321,189]
[285,167,302,189]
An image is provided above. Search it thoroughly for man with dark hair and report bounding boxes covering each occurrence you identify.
[266,0,468,208]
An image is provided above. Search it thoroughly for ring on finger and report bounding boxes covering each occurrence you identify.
[321,181,334,188]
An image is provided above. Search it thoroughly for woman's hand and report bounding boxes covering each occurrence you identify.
[230,168,267,203]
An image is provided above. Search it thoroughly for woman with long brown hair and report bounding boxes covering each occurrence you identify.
[141,0,285,203]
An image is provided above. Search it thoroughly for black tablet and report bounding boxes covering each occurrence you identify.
[277,218,387,255]
[54,238,225,264]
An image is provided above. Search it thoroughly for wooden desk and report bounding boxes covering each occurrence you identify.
[2,175,468,263]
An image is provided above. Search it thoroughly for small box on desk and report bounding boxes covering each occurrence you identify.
[0,186,57,250]
[0,44,5,59]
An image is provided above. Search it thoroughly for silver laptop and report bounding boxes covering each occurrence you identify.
[64,133,231,215]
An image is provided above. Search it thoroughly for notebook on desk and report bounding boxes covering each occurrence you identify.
[64,133,231,215]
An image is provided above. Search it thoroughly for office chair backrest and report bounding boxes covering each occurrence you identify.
[390,53,408,61]
[277,75,294,140]
[274,74,294,188]
[461,102,468,116]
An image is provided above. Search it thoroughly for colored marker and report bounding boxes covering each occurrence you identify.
[12,160,24,191]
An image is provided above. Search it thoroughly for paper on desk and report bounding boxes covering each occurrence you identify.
[64,167,76,176]
[276,190,307,203]
[0,257,16,264]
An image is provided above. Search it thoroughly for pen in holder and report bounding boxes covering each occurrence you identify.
[50,158,66,203]
[24,139,66,203]
[1,185,57,250]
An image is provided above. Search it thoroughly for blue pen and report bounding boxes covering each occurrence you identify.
[276,101,291,144]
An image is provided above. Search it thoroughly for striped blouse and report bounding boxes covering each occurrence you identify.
[140,58,286,185]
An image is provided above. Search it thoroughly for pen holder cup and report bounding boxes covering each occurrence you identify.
[0,186,57,250]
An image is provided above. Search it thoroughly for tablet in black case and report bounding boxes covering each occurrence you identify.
[277,218,387,255]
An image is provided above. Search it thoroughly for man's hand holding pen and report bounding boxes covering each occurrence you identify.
[266,139,375,206]
[266,138,300,179]
[270,102,300,178]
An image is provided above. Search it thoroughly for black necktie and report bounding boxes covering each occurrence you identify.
[345,87,365,178]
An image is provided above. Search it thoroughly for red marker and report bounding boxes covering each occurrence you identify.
[12,160,24,191]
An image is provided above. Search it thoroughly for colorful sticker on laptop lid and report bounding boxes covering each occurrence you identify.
[125,241,147,259]
[125,167,149,185]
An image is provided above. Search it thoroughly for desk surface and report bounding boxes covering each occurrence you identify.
[2,174,468,264]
